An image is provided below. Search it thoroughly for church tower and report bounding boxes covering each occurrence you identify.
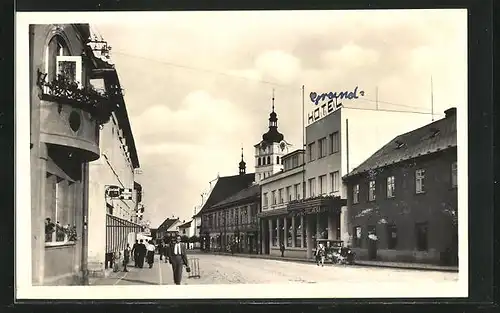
[239,147,246,175]
[254,90,292,183]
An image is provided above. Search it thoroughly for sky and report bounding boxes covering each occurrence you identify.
[93,9,467,228]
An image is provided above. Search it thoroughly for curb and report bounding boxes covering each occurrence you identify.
[203,251,459,273]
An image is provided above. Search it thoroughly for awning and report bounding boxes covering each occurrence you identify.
[256,207,288,218]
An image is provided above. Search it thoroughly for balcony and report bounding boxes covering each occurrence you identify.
[287,194,346,215]
[36,72,119,162]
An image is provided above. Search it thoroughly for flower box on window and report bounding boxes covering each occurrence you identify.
[37,67,119,126]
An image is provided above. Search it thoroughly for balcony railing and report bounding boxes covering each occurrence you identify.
[287,194,346,212]
[37,71,119,125]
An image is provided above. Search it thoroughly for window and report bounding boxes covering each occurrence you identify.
[292,155,299,168]
[368,180,376,201]
[286,186,292,202]
[267,156,271,164]
[415,222,428,251]
[318,137,327,158]
[263,193,268,207]
[319,175,327,195]
[386,224,397,249]
[294,184,300,200]
[295,218,302,247]
[387,176,395,198]
[286,217,293,246]
[277,156,280,164]
[271,219,277,246]
[330,171,339,193]
[271,191,276,205]
[308,142,316,162]
[415,169,425,194]
[45,35,70,81]
[308,178,316,197]
[353,184,359,204]
[258,158,261,166]
[329,132,340,154]
[451,162,457,187]
[353,226,362,247]
[278,189,284,204]
[45,174,75,245]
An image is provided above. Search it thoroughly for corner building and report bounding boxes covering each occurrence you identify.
[30,24,116,285]
[301,106,436,258]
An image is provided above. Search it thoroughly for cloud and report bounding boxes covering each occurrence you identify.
[93,9,467,224]
[321,44,380,69]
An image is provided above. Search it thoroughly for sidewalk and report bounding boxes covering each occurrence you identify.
[199,250,459,272]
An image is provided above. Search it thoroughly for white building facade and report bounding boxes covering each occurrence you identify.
[87,95,143,276]
[258,150,307,258]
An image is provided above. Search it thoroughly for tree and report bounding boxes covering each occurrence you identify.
[181,235,189,243]
[189,235,200,243]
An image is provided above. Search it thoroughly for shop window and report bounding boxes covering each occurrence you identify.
[295,222,302,247]
[415,169,425,194]
[415,222,428,251]
[368,180,376,201]
[353,184,359,204]
[272,219,278,246]
[451,162,457,187]
[353,226,362,247]
[386,224,398,249]
[387,176,395,198]
[286,217,293,246]
[45,174,76,245]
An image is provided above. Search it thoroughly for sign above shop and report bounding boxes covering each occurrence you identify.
[307,86,365,125]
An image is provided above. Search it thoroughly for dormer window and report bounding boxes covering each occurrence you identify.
[429,127,441,138]
[394,140,405,149]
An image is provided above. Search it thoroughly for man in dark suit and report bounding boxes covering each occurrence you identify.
[138,239,147,268]
[166,235,190,285]
[131,240,139,267]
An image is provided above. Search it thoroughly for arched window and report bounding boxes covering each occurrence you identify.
[46,35,70,81]
[267,156,271,164]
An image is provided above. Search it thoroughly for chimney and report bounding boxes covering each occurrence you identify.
[444,107,456,118]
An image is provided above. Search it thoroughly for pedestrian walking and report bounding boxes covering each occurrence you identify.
[132,240,139,267]
[166,235,190,285]
[280,242,285,257]
[146,240,156,268]
[123,244,131,272]
[138,239,147,268]
[316,243,326,267]
[158,241,164,261]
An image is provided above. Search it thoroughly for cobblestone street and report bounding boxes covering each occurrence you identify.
[90,253,459,286]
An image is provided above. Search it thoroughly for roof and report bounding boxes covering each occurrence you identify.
[178,220,192,228]
[87,44,140,169]
[195,173,255,215]
[157,218,179,231]
[211,184,260,209]
[344,108,457,179]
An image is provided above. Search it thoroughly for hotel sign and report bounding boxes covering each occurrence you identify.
[307,86,365,125]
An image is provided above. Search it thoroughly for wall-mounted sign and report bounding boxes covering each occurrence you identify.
[307,86,365,125]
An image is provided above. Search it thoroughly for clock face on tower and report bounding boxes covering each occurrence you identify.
[280,141,286,151]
